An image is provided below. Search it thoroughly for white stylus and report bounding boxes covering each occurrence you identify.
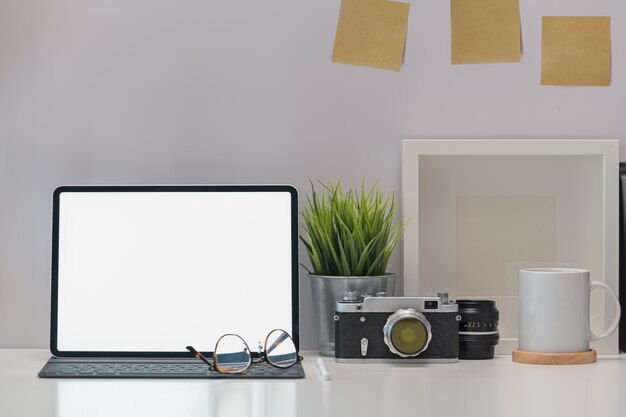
[315,357,331,381]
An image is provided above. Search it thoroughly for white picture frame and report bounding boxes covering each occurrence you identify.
[402,139,619,354]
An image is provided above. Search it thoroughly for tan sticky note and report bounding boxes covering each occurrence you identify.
[450,0,521,64]
[541,16,611,86]
[331,0,410,71]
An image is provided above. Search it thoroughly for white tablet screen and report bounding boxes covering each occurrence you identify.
[54,187,296,353]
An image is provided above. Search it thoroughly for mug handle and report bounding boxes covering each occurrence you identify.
[589,281,622,342]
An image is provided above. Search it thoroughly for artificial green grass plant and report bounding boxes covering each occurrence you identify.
[300,179,406,276]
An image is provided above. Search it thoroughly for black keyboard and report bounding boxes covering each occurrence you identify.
[38,358,305,379]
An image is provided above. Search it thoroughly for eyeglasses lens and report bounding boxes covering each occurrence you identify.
[265,329,297,368]
[214,334,252,374]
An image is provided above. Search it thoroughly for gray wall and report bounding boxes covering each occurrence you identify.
[1,0,625,349]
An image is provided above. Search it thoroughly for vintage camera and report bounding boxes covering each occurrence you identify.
[334,292,460,362]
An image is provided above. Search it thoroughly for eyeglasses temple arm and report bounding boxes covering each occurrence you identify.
[186,345,215,370]
[265,332,291,355]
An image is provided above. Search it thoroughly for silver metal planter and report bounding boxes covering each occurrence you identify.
[308,273,397,356]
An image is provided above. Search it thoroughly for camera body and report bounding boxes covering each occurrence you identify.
[334,292,460,363]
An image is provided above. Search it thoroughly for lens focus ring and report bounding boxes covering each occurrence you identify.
[383,309,432,358]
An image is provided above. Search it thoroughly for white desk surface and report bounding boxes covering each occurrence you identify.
[1,349,625,417]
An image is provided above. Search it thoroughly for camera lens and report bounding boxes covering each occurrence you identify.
[383,309,432,357]
[391,319,428,354]
[457,300,499,360]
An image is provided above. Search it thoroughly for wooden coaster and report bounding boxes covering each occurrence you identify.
[512,348,597,365]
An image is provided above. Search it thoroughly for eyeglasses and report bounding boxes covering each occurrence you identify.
[186,329,302,374]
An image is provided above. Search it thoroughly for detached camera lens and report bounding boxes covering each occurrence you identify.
[383,309,432,357]
[457,300,499,360]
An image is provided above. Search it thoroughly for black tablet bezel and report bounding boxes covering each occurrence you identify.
[50,184,299,358]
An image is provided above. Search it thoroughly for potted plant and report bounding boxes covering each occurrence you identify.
[300,179,406,356]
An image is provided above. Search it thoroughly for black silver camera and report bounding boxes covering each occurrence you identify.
[334,292,460,362]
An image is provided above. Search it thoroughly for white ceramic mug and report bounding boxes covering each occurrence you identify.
[519,268,621,353]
